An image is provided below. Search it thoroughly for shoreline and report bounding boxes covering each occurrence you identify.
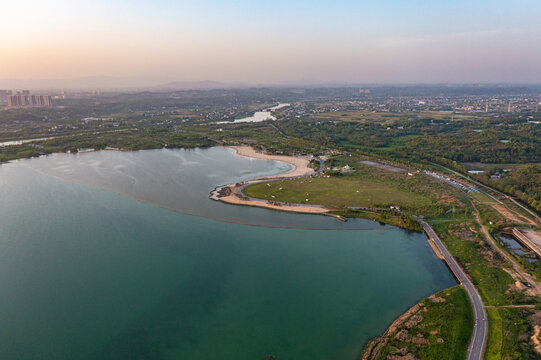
[212,146,337,216]
[218,146,470,360]
[227,145,314,178]
[22,145,463,358]
[361,300,424,360]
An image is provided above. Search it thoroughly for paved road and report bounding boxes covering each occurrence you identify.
[418,219,487,360]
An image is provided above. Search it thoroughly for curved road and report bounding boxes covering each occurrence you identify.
[418,219,487,360]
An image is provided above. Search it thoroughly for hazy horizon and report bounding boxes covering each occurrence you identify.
[2,0,541,88]
[4,76,541,92]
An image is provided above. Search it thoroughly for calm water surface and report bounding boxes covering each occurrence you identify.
[0,148,455,360]
[216,103,290,124]
[498,234,537,263]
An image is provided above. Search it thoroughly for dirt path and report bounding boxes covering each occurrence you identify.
[473,205,541,297]
[506,196,541,225]
[491,204,537,226]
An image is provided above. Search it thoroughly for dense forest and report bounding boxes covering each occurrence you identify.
[263,116,541,164]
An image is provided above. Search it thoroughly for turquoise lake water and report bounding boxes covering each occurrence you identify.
[0,147,455,359]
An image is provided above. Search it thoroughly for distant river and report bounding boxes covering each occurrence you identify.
[0,147,455,360]
[216,103,290,124]
[0,136,55,147]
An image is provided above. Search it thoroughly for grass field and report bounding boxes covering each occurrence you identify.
[244,158,469,218]
[371,286,473,360]
[486,307,535,360]
[417,110,482,121]
[470,191,497,203]
[313,110,483,123]
[243,176,427,208]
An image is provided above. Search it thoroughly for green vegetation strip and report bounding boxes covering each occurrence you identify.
[365,286,473,360]
[244,177,421,208]
[485,307,536,359]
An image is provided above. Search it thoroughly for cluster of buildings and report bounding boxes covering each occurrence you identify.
[295,93,541,115]
[1,90,53,108]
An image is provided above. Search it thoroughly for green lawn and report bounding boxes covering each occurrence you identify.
[244,176,429,208]
[470,191,497,203]
[244,159,469,218]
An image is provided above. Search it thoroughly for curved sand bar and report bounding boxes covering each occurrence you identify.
[213,146,332,215]
[228,145,314,178]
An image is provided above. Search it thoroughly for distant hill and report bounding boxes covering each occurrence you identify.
[0,76,342,91]
[1,77,540,94]
[154,80,246,90]
[0,77,245,91]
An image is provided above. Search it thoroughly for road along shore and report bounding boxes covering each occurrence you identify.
[215,147,486,359]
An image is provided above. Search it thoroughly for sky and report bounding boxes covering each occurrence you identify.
[1,0,541,86]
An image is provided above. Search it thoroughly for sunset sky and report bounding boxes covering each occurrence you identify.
[1,0,540,85]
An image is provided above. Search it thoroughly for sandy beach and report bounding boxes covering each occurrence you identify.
[228,145,314,178]
[214,146,334,215]
[215,187,331,214]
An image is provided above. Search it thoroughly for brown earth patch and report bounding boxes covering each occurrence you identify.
[405,315,423,328]
[428,295,447,303]
[452,229,477,241]
[395,347,409,355]
[410,334,430,345]
[492,204,536,225]
[387,354,418,360]
[395,330,410,342]
[532,325,541,355]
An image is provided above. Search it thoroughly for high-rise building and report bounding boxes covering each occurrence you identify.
[7,93,53,108]
[0,90,12,101]
[7,95,20,107]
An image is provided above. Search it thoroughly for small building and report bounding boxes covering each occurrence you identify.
[341,165,353,173]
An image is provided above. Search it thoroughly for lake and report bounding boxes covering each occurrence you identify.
[0,147,455,360]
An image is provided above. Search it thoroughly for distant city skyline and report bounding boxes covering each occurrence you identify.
[1,0,541,86]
